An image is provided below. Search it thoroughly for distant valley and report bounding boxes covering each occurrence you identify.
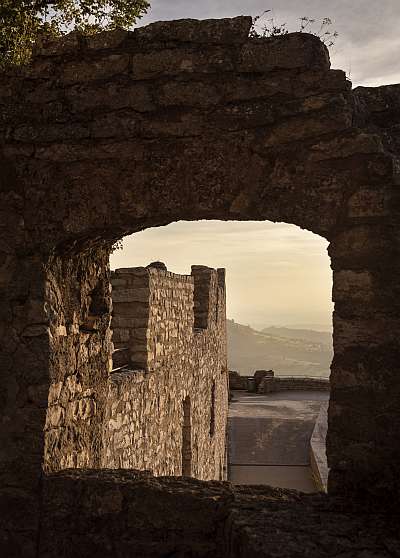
[227,319,333,377]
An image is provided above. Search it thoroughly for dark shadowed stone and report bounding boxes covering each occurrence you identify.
[134,16,253,44]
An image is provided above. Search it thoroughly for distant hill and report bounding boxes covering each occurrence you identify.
[261,326,332,346]
[227,320,332,378]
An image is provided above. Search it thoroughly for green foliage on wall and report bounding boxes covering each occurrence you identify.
[0,0,150,68]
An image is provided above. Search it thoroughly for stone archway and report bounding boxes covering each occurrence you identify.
[0,16,399,552]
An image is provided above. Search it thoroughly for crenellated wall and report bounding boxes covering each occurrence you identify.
[102,264,228,480]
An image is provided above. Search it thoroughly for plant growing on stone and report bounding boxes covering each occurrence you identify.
[110,239,124,253]
[0,0,150,69]
[250,10,338,48]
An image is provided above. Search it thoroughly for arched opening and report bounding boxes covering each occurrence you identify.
[106,220,332,491]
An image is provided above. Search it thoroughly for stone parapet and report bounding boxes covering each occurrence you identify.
[229,370,330,393]
[38,469,399,557]
[103,264,228,480]
[258,375,330,394]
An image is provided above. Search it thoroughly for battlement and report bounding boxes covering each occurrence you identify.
[111,263,226,372]
[101,262,228,479]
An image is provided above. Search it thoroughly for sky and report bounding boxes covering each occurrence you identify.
[111,1,400,331]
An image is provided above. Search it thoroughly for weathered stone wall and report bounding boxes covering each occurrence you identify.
[103,265,228,480]
[0,14,399,555]
[310,402,329,492]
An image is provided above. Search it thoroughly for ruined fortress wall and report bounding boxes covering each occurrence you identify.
[0,15,399,552]
[102,265,228,480]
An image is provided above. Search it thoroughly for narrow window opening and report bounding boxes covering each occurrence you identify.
[210,381,216,437]
[182,396,192,477]
[110,220,332,491]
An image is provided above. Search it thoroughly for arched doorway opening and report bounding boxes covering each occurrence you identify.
[106,220,332,491]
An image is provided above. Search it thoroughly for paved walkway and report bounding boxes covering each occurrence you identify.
[228,390,329,492]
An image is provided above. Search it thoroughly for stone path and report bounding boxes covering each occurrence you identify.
[228,390,329,492]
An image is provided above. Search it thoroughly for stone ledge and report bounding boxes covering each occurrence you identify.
[38,470,400,557]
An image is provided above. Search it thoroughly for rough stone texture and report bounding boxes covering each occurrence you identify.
[0,14,399,555]
[37,469,400,558]
[228,370,250,390]
[102,265,228,479]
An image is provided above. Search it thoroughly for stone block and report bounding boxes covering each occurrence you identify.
[67,83,155,113]
[32,31,82,57]
[21,324,50,337]
[46,405,65,428]
[157,81,222,108]
[264,109,351,147]
[112,316,149,329]
[310,132,383,162]
[112,328,130,343]
[333,314,400,350]
[130,350,148,366]
[112,302,149,318]
[111,288,150,304]
[114,267,148,276]
[329,226,396,268]
[134,16,252,44]
[110,277,127,287]
[130,47,236,80]
[61,54,130,84]
[86,29,130,51]
[238,33,330,73]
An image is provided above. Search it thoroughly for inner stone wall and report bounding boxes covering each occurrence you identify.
[43,249,113,473]
[103,265,228,480]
